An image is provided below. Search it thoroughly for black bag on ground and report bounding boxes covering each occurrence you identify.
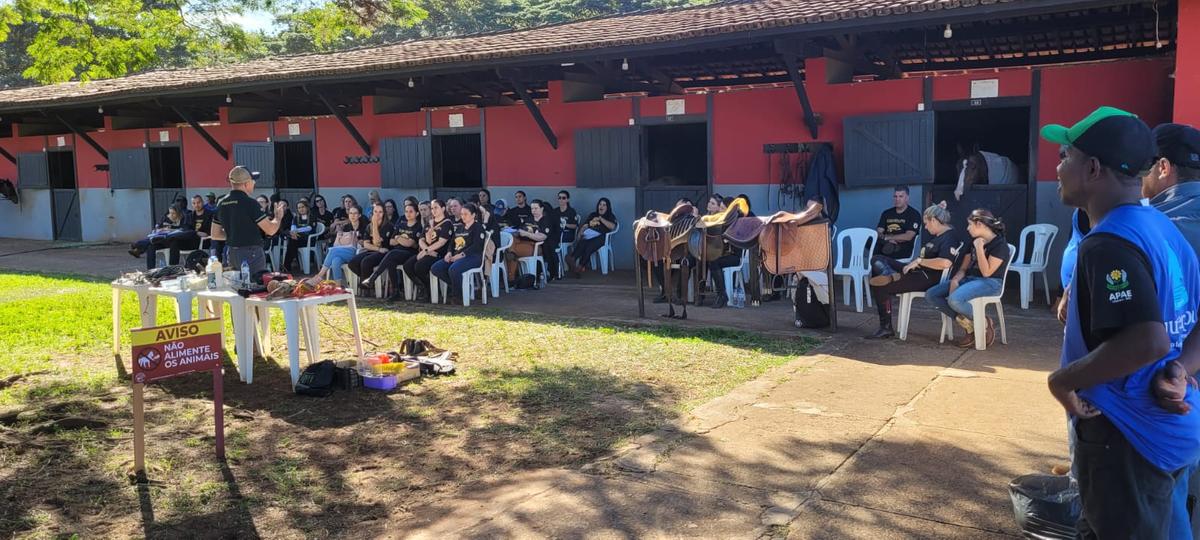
[295,360,336,397]
[1008,474,1080,539]
[514,274,537,289]
[793,277,829,329]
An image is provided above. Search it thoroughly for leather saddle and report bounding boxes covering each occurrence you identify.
[723,216,770,251]
[689,197,749,262]
[760,219,831,276]
[634,203,696,263]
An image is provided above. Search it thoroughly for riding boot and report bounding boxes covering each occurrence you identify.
[868,298,894,339]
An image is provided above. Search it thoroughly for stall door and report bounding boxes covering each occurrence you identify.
[641,186,708,214]
[380,137,433,189]
[929,185,1028,243]
[843,112,935,187]
[233,143,275,188]
[52,189,81,241]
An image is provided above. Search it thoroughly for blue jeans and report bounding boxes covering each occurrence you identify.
[1172,462,1197,540]
[431,254,482,300]
[924,276,1001,321]
[322,246,357,281]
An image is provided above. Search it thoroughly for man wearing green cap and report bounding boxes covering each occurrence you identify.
[210,166,286,278]
[1043,106,1200,537]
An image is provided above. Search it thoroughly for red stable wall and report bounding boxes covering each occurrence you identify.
[1176,0,1200,125]
[315,115,380,188]
[931,69,1033,101]
[485,97,633,186]
[1036,58,1173,181]
[183,121,270,187]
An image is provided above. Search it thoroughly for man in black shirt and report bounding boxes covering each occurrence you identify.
[506,190,533,228]
[210,166,286,278]
[874,185,922,258]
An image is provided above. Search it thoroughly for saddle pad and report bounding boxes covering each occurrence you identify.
[688,228,726,262]
[724,217,769,250]
[760,220,831,275]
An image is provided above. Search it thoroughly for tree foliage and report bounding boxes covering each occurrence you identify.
[0,0,712,86]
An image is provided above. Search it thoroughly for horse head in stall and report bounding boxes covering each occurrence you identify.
[0,179,17,205]
[954,143,1021,201]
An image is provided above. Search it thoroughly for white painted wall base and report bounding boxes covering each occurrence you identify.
[0,189,54,240]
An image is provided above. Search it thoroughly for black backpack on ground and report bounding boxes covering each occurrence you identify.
[793,277,830,329]
[295,360,336,397]
[514,274,538,289]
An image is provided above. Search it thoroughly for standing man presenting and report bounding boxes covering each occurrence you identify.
[210,166,286,278]
[1043,106,1200,538]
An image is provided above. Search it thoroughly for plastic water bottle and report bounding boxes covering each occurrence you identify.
[240,260,250,288]
[732,282,745,309]
[206,256,221,290]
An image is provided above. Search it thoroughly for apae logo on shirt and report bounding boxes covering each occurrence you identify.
[1106,268,1132,303]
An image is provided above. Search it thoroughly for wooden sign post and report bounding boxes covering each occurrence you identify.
[131,318,225,477]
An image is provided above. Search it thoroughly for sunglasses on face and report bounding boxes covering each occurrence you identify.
[558,196,568,200]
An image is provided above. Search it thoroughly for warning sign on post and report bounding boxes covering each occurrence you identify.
[131,319,223,384]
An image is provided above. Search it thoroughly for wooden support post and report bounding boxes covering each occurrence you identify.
[171,107,229,161]
[0,145,15,165]
[312,90,372,155]
[499,70,558,150]
[52,114,108,160]
[133,382,145,477]
[213,367,225,460]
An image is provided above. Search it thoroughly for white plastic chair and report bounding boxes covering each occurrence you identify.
[590,222,619,275]
[832,228,878,313]
[896,225,922,264]
[940,243,1018,350]
[297,222,326,275]
[719,250,750,298]
[897,268,951,341]
[519,241,548,288]
[491,231,514,298]
[434,255,489,307]
[344,263,387,298]
[556,228,574,280]
[1008,224,1059,309]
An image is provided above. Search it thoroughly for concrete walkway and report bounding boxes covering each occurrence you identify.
[0,239,1068,538]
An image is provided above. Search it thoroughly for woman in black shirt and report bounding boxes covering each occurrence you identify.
[312,195,335,228]
[362,202,423,301]
[565,197,617,277]
[403,199,453,302]
[866,202,964,339]
[129,205,187,270]
[925,208,1009,348]
[554,190,579,244]
[383,199,400,228]
[431,202,487,302]
[282,199,318,273]
[347,202,394,291]
[505,199,555,280]
[332,194,358,222]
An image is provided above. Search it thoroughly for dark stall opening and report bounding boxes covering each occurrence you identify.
[433,134,483,188]
[934,107,1030,186]
[645,123,708,187]
[275,141,315,189]
[149,147,183,189]
[47,150,76,189]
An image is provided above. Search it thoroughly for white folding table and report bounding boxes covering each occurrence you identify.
[244,292,364,387]
[110,280,198,356]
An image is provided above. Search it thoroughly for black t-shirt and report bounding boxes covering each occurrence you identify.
[483,214,502,250]
[332,207,349,221]
[960,235,1010,279]
[392,219,423,250]
[876,206,922,256]
[922,229,965,261]
[452,222,487,257]
[1074,233,1162,351]
[553,206,579,243]
[506,205,534,228]
[370,221,395,250]
[584,212,613,236]
[426,219,454,257]
[313,208,335,227]
[291,213,315,234]
[192,210,214,236]
[214,190,268,248]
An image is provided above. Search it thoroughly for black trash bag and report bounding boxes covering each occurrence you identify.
[1008,473,1080,539]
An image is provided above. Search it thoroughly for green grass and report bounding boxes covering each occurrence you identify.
[0,271,818,537]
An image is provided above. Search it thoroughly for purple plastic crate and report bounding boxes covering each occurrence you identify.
[362,373,397,391]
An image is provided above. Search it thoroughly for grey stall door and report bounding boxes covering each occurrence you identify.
[52,189,81,241]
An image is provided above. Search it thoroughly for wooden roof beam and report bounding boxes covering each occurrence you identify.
[309,87,371,155]
[168,105,228,161]
[773,40,819,139]
[498,68,557,150]
[51,113,107,160]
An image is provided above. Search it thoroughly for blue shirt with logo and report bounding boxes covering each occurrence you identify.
[1062,204,1200,472]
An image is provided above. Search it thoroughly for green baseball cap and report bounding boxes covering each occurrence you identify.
[1040,106,1156,175]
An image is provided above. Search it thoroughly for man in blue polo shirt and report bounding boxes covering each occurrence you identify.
[1044,106,1200,538]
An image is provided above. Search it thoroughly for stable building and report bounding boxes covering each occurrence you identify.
[0,0,1191,292]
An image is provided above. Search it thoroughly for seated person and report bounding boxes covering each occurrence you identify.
[347,202,394,291]
[403,199,453,302]
[505,190,533,228]
[282,200,317,273]
[163,195,212,266]
[700,194,743,309]
[925,209,1010,347]
[553,190,580,244]
[361,202,423,301]
[505,199,557,281]
[874,185,922,259]
[866,202,963,339]
[308,206,368,285]
[431,203,487,302]
[311,195,335,228]
[566,198,617,277]
[129,206,188,270]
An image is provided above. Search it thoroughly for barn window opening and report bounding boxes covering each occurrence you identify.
[645,123,707,187]
[433,134,483,188]
[149,147,183,189]
[274,141,315,189]
[47,150,76,189]
[934,107,1030,187]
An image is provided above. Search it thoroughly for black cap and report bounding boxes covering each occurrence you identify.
[1040,106,1156,175]
[1153,123,1200,169]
